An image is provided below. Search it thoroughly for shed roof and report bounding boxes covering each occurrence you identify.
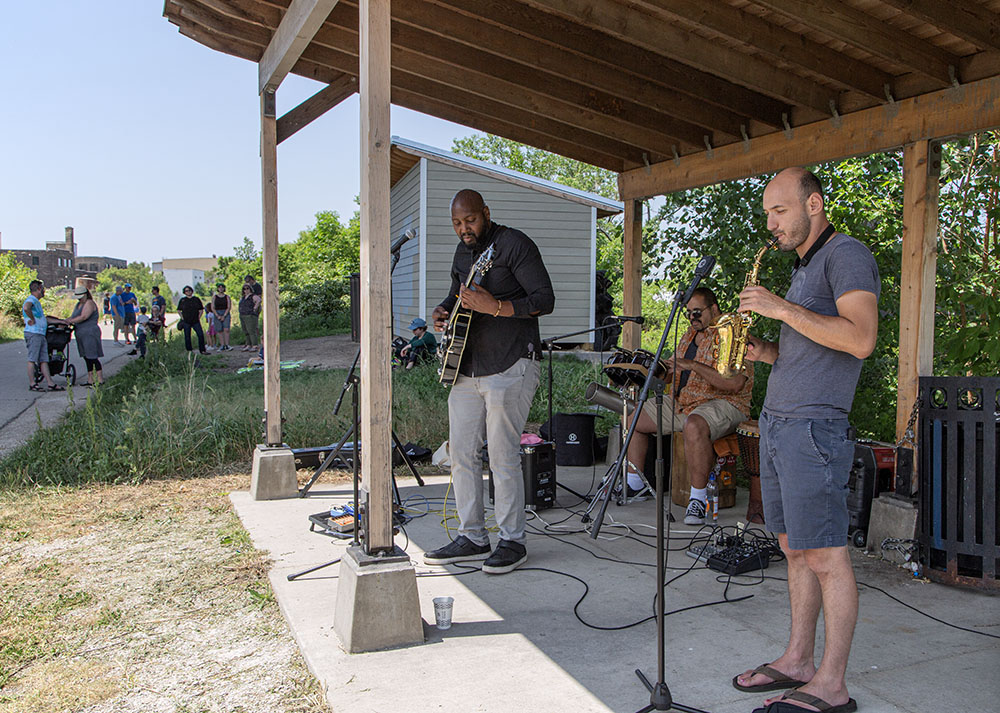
[390,136,623,218]
[164,1,1000,196]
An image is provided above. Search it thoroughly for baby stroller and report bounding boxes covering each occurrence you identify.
[34,324,77,387]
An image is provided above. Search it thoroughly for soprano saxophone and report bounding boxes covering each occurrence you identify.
[711,239,776,378]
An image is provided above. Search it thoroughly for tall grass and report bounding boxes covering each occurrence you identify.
[0,313,22,343]
[0,344,611,488]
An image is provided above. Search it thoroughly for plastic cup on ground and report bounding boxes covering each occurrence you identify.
[432,596,454,630]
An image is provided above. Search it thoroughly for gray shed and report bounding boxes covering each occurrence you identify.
[389,137,623,344]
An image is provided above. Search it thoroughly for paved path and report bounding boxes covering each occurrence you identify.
[0,317,174,457]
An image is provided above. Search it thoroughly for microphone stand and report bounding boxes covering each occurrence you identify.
[542,319,631,501]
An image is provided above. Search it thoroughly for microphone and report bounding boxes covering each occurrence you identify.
[615,315,645,324]
[680,254,716,304]
[390,229,416,254]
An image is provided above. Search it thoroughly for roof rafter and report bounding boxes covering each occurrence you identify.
[276,73,357,143]
[258,0,339,93]
[879,0,1000,52]
[389,0,747,138]
[433,0,789,129]
[633,0,891,99]
[515,0,837,112]
[752,0,959,86]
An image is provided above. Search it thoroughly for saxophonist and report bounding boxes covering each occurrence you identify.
[623,287,752,524]
[734,168,879,713]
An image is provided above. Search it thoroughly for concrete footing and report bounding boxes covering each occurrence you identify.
[866,495,919,565]
[250,444,297,500]
[333,545,424,653]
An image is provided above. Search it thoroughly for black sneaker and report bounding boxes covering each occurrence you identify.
[423,535,491,565]
[481,540,527,575]
[684,498,707,525]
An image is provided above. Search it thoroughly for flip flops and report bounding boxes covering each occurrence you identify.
[733,664,808,693]
[48,384,65,392]
[752,689,858,713]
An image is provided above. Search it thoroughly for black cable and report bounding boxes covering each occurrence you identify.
[856,579,1000,640]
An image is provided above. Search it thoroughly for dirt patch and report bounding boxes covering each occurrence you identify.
[206,334,360,372]
[0,474,336,713]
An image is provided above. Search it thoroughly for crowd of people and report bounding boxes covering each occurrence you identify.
[21,275,265,389]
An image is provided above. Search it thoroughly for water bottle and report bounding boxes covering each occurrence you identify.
[706,466,720,523]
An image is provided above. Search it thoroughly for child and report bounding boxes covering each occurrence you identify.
[131,306,150,358]
[205,301,217,350]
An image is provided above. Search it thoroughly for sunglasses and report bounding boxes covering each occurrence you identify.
[685,308,704,319]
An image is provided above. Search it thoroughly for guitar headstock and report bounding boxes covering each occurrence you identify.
[471,245,495,283]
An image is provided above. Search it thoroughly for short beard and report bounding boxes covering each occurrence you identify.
[776,211,811,252]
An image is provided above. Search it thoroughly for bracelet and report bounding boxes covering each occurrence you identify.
[493,299,502,317]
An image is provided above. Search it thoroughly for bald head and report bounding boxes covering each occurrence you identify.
[763,167,828,253]
[451,189,492,248]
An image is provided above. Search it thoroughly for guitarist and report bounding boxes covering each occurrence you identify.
[424,189,554,575]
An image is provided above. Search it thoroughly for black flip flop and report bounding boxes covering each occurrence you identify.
[29,384,45,392]
[733,664,808,693]
[754,690,857,713]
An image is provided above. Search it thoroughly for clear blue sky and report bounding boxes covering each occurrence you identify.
[0,1,476,265]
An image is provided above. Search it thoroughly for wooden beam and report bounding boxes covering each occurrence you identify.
[518,0,836,112]
[170,1,638,168]
[276,73,356,143]
[258,0,340,93]
[753,0,958,86]
[389,0,746,138]
[319,8,706,151]
[880,0,1000,52]
[358,0,393,553]
[433,0,789,128]
[633,0,891,99]
[622,199,643,350]
[897,140,939,493]
[618,74,1000,199]
[260,89,282,446]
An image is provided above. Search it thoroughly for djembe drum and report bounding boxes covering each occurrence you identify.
[736,420,765,525]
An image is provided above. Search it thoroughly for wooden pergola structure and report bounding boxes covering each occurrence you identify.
[165,0,1000,557]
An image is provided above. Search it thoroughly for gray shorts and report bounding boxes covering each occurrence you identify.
[24,332,49,363]
[758,411,855,550]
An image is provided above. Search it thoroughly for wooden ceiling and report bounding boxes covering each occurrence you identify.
[164,0,1000,193]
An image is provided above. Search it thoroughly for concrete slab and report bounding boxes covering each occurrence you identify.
[230,466,1000,713]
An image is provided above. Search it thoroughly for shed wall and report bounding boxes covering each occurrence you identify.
[422,161,594,341]
[390,163,422,336]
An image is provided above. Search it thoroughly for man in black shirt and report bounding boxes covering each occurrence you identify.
[176,285,207,354]
[424,189,554,574]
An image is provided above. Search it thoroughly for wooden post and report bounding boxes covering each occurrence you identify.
[359,0,393,553]
[897,140,939,493]
[622,198,643,349]
[261,89,283,447]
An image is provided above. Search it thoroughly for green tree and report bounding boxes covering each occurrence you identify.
[0,253,38,316]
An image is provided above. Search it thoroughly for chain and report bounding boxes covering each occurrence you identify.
[896,397,921,450]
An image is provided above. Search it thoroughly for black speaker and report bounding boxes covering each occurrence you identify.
[487,442,556,511]
[847,444,879,547]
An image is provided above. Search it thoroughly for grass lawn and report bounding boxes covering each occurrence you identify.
[0,473,330,713]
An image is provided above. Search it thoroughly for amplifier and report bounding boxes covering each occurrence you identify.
[487,442,556,511]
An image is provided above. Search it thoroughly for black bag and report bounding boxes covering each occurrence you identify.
[392,442,432,466]
[176,320,187,331]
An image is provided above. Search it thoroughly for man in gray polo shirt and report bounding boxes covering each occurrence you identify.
[733,168,879,713]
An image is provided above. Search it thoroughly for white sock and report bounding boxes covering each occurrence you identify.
[627,471,645,490]
[689,487,707,504]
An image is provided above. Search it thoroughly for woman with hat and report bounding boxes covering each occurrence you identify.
[63,286,104,385]
[399,317,437,370]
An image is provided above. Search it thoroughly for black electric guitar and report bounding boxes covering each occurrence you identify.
[438,245,495,385]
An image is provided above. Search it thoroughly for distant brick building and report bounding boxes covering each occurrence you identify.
[0,227,127,288]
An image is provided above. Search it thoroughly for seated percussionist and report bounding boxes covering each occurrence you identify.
[624,287,752,524]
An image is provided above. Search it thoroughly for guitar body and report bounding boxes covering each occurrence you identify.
[438,246,495,385]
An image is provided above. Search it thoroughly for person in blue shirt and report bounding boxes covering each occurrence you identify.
[121,283,138,345]
[110,286,126,344]
[22,280,64,391]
